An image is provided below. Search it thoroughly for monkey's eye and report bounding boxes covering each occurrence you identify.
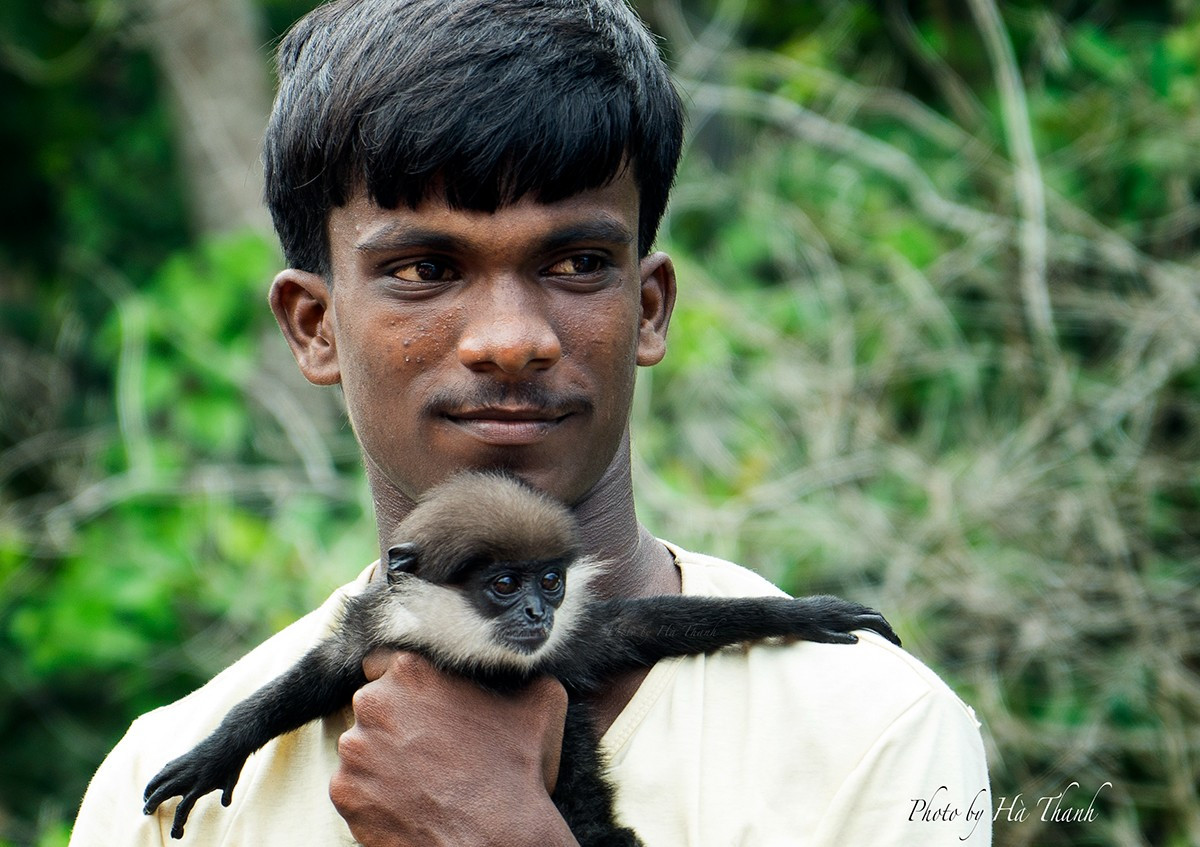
[492,575,520,596]
[540,571,563,593]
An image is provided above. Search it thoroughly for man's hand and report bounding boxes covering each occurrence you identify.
[329,650,579,847]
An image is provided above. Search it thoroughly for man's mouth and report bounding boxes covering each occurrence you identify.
[442,406,575,446]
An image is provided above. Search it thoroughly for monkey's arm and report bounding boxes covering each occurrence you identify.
[142,638,367,839]
[558,594,900,692]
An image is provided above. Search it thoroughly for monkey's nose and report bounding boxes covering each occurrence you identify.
[524,599,547,621]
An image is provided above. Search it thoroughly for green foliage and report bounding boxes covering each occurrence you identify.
[3,1,1200,846]
[0,227,376,842]
[630,2,1200,845]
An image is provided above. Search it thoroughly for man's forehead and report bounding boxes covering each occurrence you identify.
[329,172,641,253]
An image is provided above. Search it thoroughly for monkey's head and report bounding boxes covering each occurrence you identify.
[379,472,600,671]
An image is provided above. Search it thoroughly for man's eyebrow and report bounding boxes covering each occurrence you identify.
[354,218,635,255]
[539,219,635,253]
[355,225,467,255]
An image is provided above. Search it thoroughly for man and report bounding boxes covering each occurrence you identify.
[70,0,991,844]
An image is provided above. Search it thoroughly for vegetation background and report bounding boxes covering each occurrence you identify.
[2,0,1198,844]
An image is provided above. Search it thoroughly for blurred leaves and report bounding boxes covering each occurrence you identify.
[632,2,1200,845]
[0,6,364,831]
[0,226,375,844]
[3,1,1200,846]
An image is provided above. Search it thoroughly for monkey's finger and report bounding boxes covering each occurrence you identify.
[143,773,166,805]
[818,630,859,645]
[170,794,199,840]
[854,614,902,646]
[143,780,179,815]
[221,776,238,807]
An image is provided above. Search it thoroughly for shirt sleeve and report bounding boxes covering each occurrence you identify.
[68,572,369,847]
[808,686,992,846]
[69,722,170,847]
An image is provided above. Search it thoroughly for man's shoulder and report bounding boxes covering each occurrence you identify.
[611,543,990,845]
[667,542,790,599]
[138,566,372,740]
[69,567,375,846]
[665,541,979,731]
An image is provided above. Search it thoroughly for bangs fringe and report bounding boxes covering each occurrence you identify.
[265,0,683,275]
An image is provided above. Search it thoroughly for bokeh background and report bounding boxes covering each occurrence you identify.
[3,0,1199,844]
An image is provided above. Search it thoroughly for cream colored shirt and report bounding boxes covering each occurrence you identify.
[70,545,991,845]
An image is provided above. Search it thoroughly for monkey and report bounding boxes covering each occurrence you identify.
[143,471,901,843]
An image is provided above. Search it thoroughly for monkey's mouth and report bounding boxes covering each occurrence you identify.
[499,629,552,655]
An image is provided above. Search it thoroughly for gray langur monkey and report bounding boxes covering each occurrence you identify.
[143,471,901,844]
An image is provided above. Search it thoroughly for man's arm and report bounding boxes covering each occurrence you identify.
[330,650,581,847]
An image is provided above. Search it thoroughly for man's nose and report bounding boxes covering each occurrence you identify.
[457,277,562,375]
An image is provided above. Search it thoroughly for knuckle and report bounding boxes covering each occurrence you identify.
[365,648,428,683]
[392,650,433,676]
[350,673,412,729]
[362,646,402,680]
[349,686,376,722]
[335,728,359,759]
[328,771,355,813]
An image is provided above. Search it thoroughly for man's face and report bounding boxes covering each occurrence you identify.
[272,172,674,506]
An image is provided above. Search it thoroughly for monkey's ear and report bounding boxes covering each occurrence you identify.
[386,542,420,584]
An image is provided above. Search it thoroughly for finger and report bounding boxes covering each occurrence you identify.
[824,631,859,645]
[521,677,568,792]
[362,647,417,681]
[522,674,569,710]
[170,794,199,840]
[221,777,237,807]
[143,782,176,815]
[855,614,902,646]
[144,765,174,803]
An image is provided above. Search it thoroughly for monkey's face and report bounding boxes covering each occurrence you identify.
[467,561,567,655]
[376,524,603,674]
[272,171,675,509]
[377,558,575,673]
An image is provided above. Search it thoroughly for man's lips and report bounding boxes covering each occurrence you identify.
[441,406,575,446]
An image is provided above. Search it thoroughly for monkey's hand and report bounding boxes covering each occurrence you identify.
[784,595,901,647]
[142,737,247,839]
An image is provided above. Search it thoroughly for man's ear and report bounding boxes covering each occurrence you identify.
[268,269,341,386]
[635,251,676,367]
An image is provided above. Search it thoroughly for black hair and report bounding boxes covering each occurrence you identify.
[264,0,685,276]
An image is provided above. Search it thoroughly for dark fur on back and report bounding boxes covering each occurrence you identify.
[397,472,580,583]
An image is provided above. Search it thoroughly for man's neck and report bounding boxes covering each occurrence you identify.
[568,445,681,601]
[558,442,681,735]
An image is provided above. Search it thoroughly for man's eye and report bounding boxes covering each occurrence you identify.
[546,255,604,275]
[392,260,456,282]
